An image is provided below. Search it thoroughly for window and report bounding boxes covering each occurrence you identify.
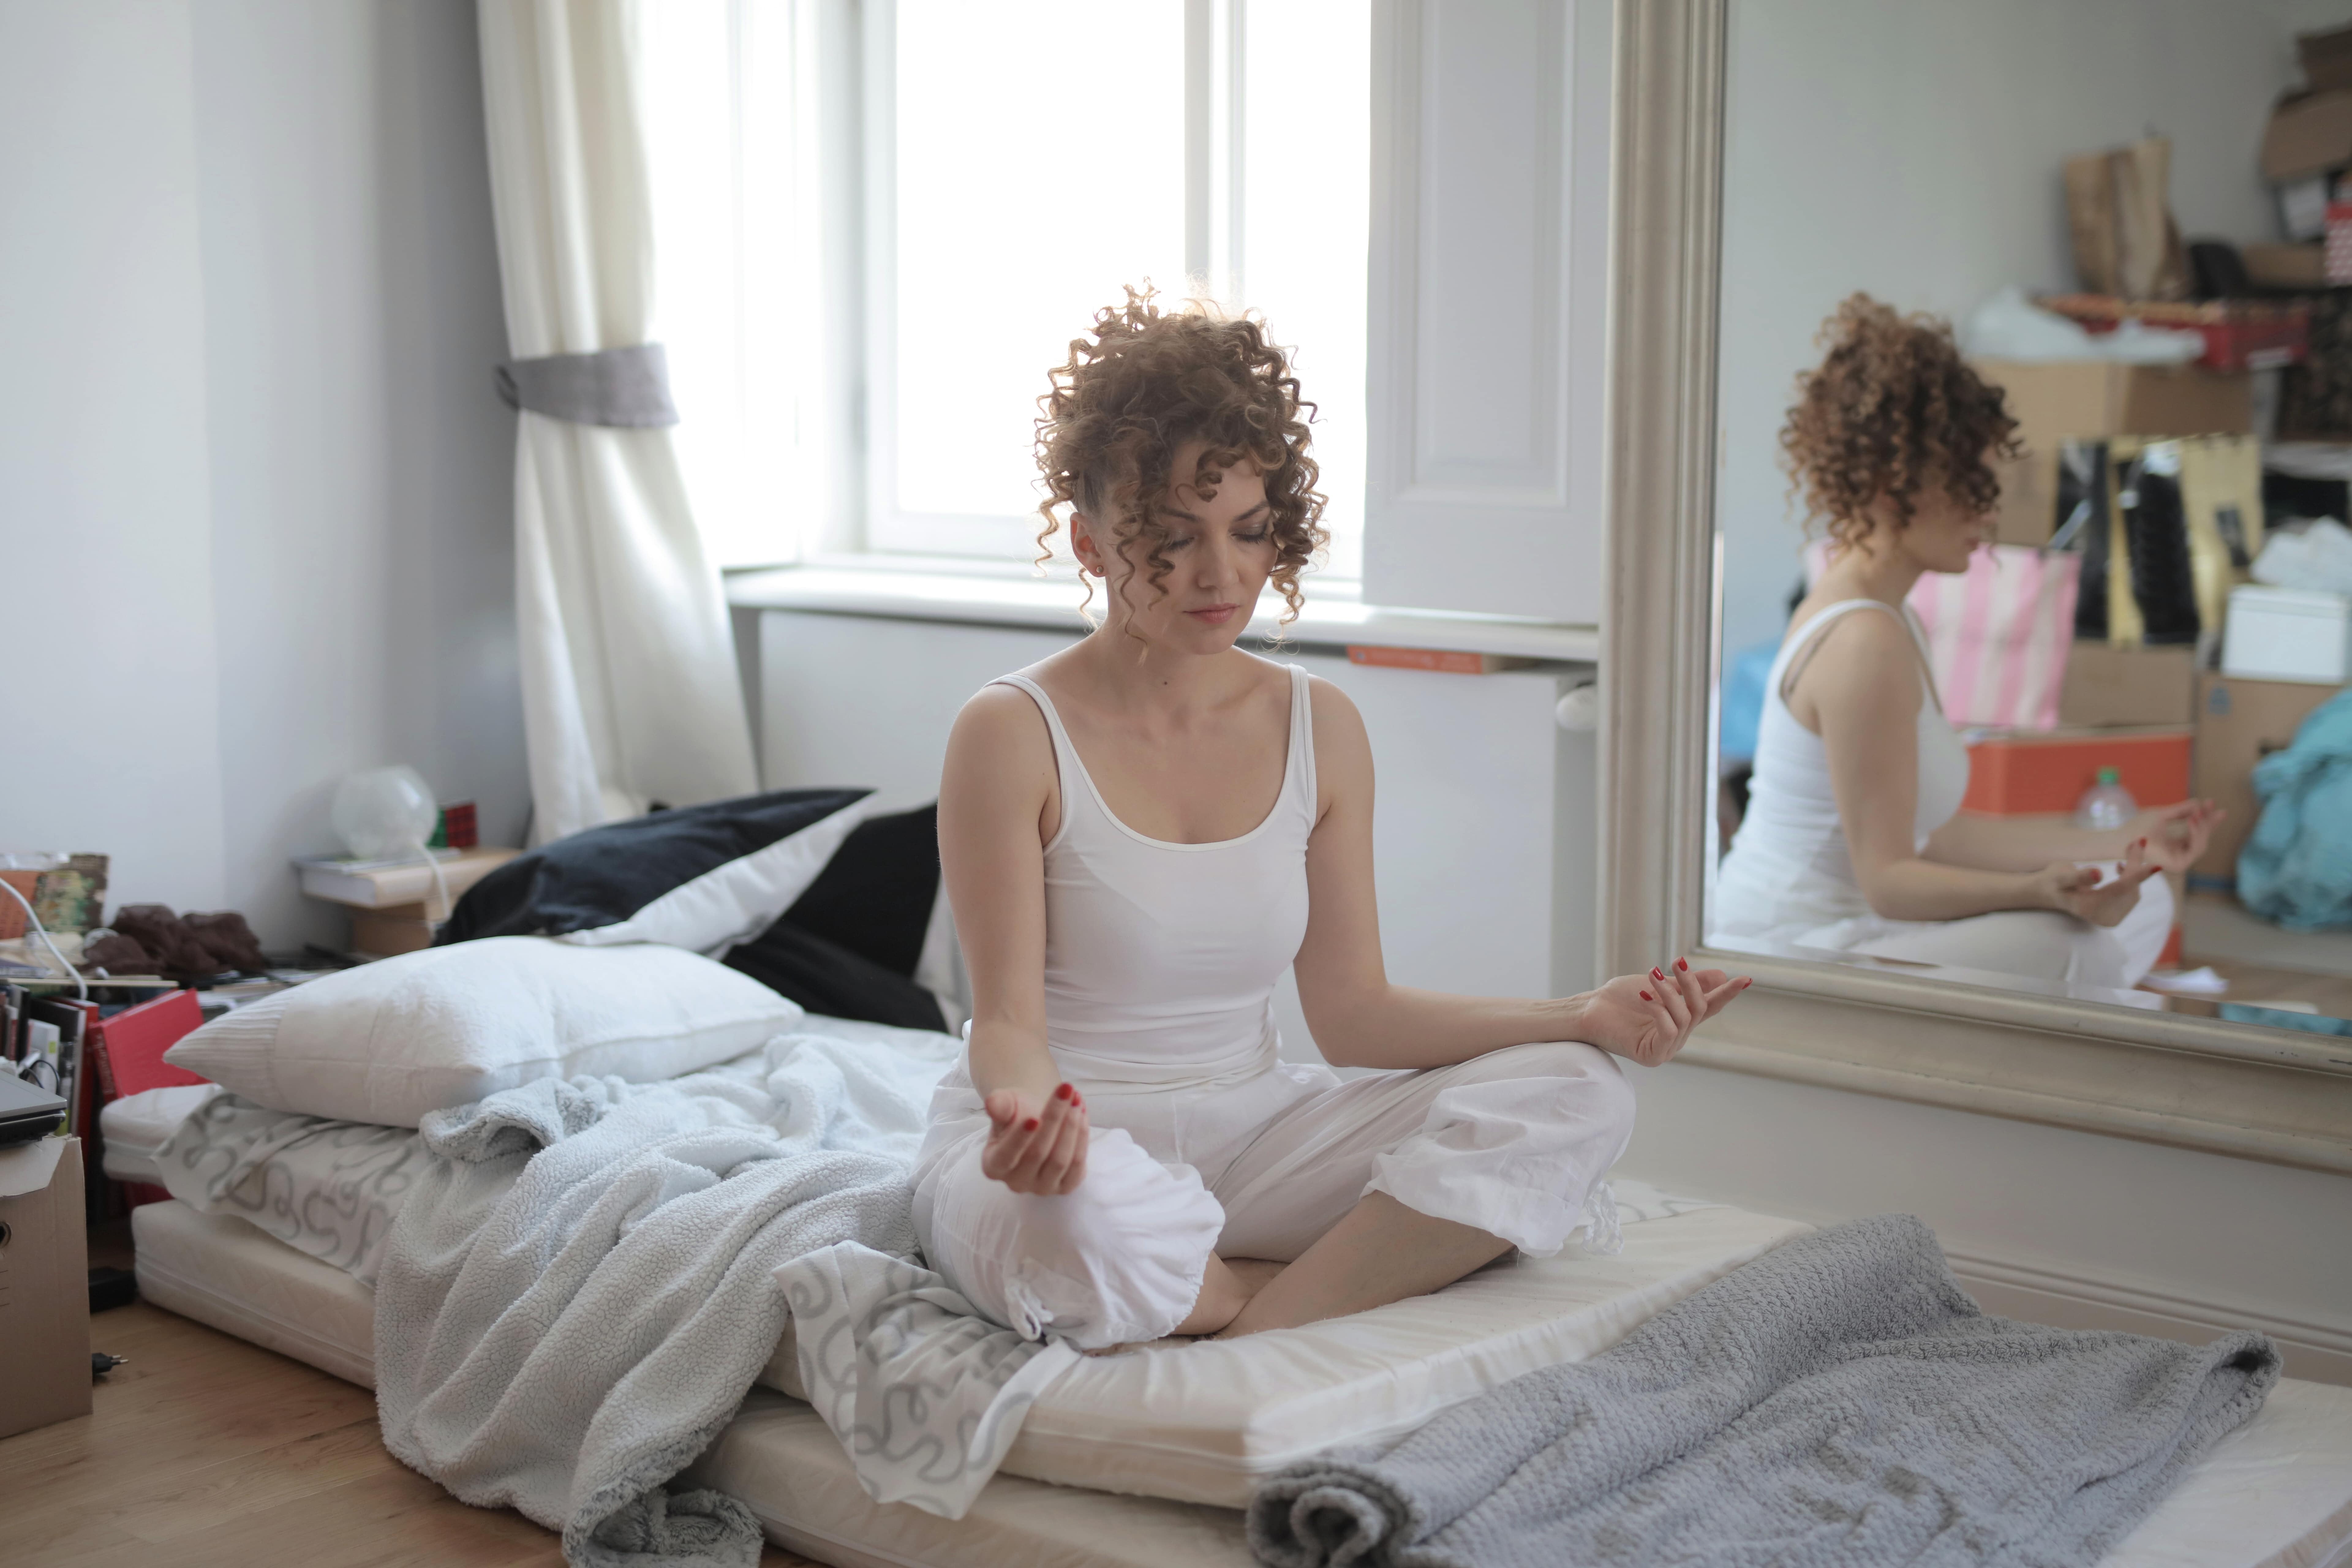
[642,0,1369,576]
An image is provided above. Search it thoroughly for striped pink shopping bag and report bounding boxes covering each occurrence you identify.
[1800,542,2080,729]
[1907,547,2080,729]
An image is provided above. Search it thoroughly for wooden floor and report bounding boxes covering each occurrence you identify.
[1,1278,821,1567]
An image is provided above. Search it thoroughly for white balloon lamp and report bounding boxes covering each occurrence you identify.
[331,766,438,861]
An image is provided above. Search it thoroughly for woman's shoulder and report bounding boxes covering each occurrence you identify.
[950,678,1056,760]
[1785,601,1924,718]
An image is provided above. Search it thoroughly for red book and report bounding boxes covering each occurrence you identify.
[96,989,210,1098]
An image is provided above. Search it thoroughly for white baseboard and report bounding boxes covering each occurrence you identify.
[1947,1247,2352,1388]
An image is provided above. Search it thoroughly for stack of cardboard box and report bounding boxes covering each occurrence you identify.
[1971,355,2348,903]
[2190,673,2343,891]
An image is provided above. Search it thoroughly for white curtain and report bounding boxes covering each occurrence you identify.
[477,0,759,844]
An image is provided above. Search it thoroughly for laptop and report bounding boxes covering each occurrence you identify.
[0,1069,68,1147]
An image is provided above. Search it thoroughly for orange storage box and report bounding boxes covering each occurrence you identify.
[1961,726,2192,816]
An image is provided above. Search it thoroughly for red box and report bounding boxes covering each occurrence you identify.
[2034,294,2310,374]
[1962,726,2192,816]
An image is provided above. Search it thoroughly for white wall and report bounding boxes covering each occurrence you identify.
[1716,0,2315,662]
[0,0,525,950]
[0,3,230,914]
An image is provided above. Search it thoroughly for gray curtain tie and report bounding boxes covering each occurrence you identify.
[495,343,678,427]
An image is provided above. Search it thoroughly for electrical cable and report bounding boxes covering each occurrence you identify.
[0,874,88,1002]
[413,837,453,930]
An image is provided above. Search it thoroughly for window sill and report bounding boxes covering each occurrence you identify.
[722,562,1599,663]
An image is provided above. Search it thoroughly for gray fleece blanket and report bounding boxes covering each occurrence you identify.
[373,1026,952,1568]
[1249,1215,2278,1568]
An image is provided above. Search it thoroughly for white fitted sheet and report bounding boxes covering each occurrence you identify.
[129,1198,2352,1568]
[756,1204,1814,1506]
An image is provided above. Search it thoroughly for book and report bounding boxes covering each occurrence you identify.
[293,846,517,911]
[96,989,209,1099]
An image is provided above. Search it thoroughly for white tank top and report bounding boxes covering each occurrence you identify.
[1713,600,1972,939]
[990,664,1316,1091]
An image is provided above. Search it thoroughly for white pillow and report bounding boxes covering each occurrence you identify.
[163,938,804,1127]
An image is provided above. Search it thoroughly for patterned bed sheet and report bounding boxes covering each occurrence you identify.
[150,1091,427,1283]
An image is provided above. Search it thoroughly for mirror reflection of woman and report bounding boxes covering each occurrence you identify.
[1713,296,2220,994]
[919,290,1749,1350]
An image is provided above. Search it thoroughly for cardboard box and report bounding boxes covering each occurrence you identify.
[2301,24,2352,93]
[2244,242,2328,289]
[2264,87,2352,184]
[1961,726,2191,816]
[351,904,437,957]
[2192,673,2345,881]
[1975,360,2252,546]
[2221,584,2352,684]
[2057,642,2196,728]
[0,1137,92,1439]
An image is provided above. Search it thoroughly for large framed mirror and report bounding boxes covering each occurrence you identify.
[1603,0,2352,1174]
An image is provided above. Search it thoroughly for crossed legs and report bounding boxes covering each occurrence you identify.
[917,1040,1635,1348]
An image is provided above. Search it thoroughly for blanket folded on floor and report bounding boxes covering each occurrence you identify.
[373,1026,954,1568]
[1248,1214,2277,1568]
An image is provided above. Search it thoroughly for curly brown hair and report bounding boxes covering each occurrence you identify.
[1780,293,2020,551]
[1035,285,1327,626]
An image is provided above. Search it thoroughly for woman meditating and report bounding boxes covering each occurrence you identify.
[914,290,1749,1348]
[1712,295,2219,993]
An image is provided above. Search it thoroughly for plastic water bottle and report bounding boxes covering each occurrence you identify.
[2075,767,2137,831]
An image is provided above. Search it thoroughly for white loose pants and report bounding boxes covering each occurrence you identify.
[910,1040,1636,1350]
[1825,863,2176,993]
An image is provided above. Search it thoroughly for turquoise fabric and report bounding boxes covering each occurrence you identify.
[1718,642,1778,764]
[2238,690,2352,931]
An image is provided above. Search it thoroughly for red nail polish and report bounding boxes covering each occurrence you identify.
[1651,967,1664,980]
[1676,958,1689,972]
[1024,1118,1040,1132]
[1640,991,1653,1001]
[1054,1083,1073,1101]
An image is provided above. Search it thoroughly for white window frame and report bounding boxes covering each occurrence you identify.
[709,0,1601,625]
[854,0,1255,561]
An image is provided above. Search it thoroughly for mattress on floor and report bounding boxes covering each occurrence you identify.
[133,1198,377,1388]
[99,1082,222,1182]
[131,1197,2352,1568]
[756,1204,1815,1506]
[137,1187,1810,1507]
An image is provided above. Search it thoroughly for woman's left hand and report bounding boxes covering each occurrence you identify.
[2128,800,2223,874]
[1573,959,1751,1068]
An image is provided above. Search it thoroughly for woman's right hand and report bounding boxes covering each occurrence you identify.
[2031,840,2160,928]
[980,1081,1090,1195]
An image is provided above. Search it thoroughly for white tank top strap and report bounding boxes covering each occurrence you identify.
[987,662,1317,852]
[1282,662,1317,820]
[1775,598,1942,714]
[988,671,1084,852]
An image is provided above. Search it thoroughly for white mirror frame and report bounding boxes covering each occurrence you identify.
[1598,0,2352,1176]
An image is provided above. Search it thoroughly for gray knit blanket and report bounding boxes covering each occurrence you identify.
[1249,1215,2277,1568]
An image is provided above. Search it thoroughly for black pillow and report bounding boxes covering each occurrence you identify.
[723,804,946,1031]
[439,789,952,1033]
[724,924,946,1033]
[438,788,871,947]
